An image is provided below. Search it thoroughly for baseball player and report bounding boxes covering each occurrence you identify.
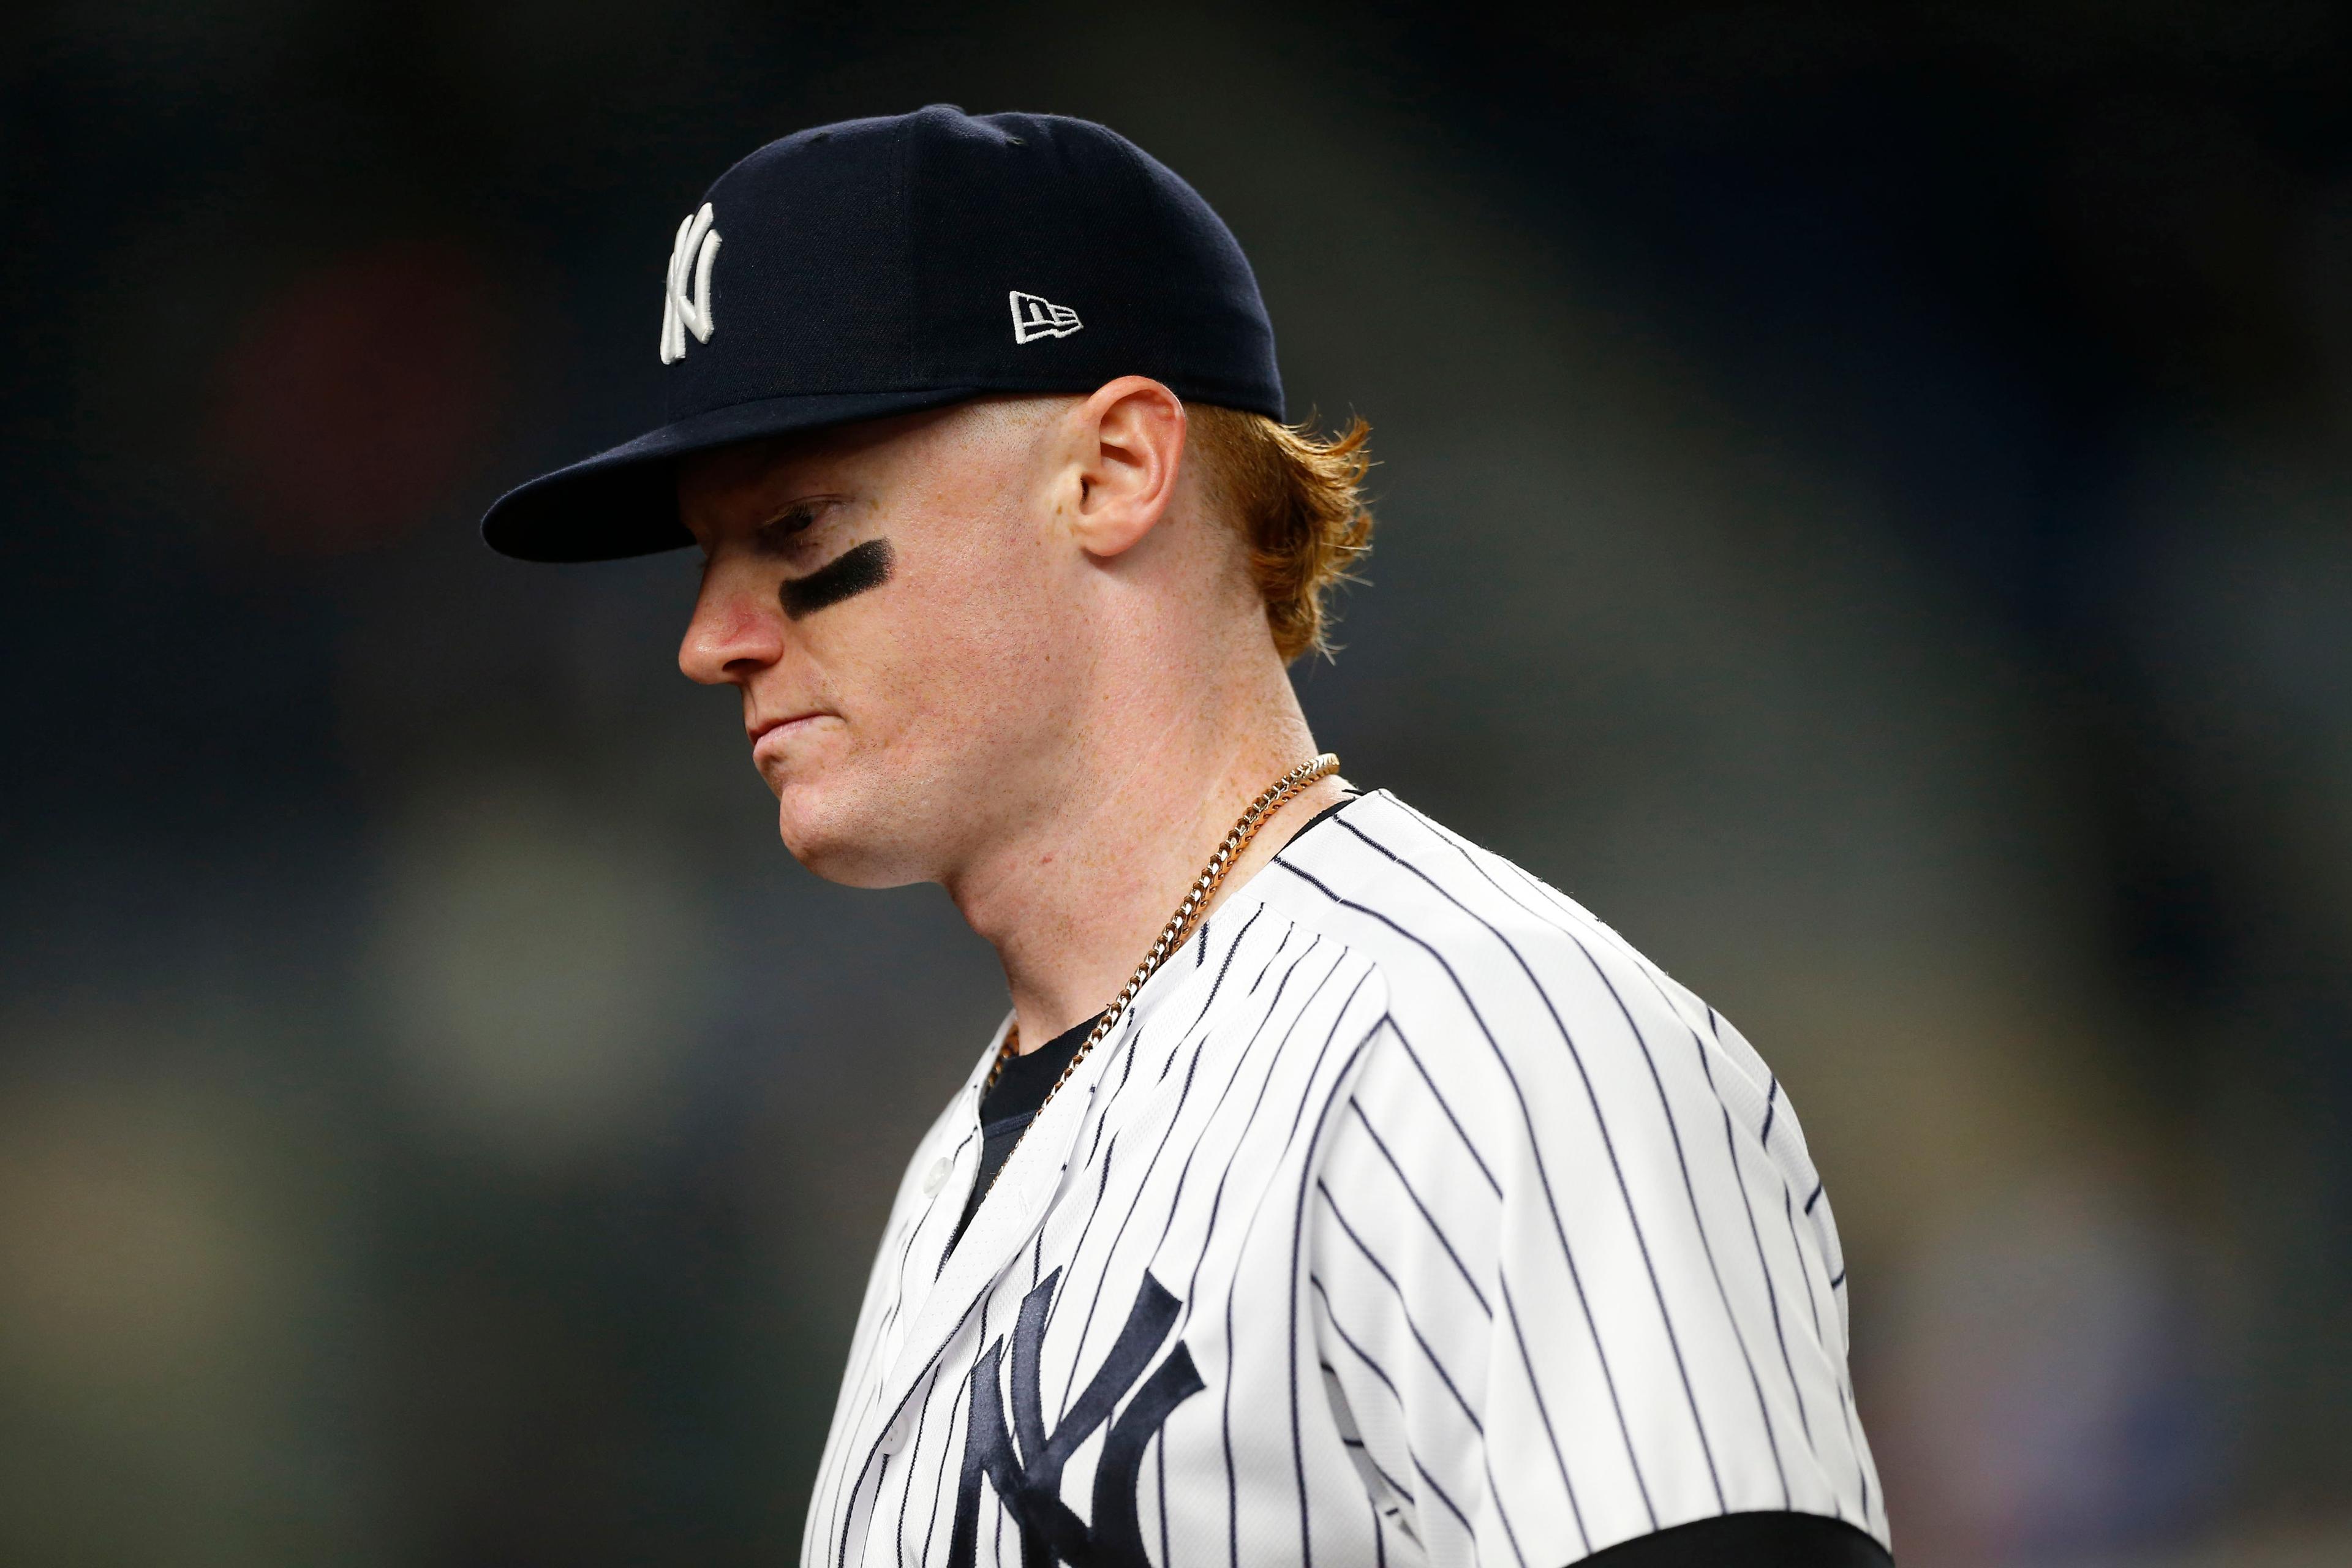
[482,107,1890,1568]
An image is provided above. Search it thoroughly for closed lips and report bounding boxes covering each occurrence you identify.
[750,712,829,744]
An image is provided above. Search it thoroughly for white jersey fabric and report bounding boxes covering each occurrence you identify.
[804,790,1888,1568]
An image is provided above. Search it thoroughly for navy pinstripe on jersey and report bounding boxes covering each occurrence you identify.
[803,791,1887,1568]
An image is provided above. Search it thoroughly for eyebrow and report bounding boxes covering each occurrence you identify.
[780,538,894,620]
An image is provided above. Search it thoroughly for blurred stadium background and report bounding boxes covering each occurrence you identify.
[6,2,2352,1563]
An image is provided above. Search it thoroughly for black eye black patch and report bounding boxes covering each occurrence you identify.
[780,538,894,620]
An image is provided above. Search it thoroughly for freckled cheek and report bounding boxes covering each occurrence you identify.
[864,563,1038,732]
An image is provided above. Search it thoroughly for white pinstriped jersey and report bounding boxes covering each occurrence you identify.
[804,791,1888,1568]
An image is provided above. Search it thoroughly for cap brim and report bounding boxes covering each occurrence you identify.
[480,386,986,562]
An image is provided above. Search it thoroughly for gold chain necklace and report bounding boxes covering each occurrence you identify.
[984,752,1341,1123]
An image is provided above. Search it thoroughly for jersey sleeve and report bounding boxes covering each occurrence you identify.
[1305,932,1885,1568]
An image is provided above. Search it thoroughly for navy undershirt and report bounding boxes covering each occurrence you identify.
[947,1009,1101,1253]
[945,791,1362,1254]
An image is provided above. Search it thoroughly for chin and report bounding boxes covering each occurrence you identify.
[774,785,929,889]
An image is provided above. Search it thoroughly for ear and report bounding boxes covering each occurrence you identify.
[1065,377,1187,560]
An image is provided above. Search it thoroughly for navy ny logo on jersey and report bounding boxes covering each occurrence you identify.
[947,1270,1204,1568]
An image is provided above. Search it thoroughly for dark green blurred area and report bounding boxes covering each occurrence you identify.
[5,2,2351,1564]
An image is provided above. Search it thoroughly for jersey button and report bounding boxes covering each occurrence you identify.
[921,1156,951,1196]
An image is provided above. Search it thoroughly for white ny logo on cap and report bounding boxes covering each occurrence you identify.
[660,203,722,364]
[1009,290,1082,344]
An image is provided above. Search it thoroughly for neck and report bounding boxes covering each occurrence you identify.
[941,646,1345,1055]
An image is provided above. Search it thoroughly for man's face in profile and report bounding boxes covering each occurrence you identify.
[675,401,1082,890]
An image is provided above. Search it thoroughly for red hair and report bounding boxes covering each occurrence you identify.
[1186,405,1375,663]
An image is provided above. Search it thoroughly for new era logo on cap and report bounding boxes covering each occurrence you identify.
[1009,290,1082,344]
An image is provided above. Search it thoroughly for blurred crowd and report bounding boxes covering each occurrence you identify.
[4,3,2350,1564]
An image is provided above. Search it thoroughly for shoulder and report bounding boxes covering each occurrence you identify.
[1262,791,1651,976]
[1259,792,1727,1066]
[1257,791,1790,1180]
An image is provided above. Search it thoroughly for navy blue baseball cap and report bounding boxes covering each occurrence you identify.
[481,105,1286,562]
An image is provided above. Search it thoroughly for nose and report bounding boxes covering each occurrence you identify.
[678,567,785,686]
